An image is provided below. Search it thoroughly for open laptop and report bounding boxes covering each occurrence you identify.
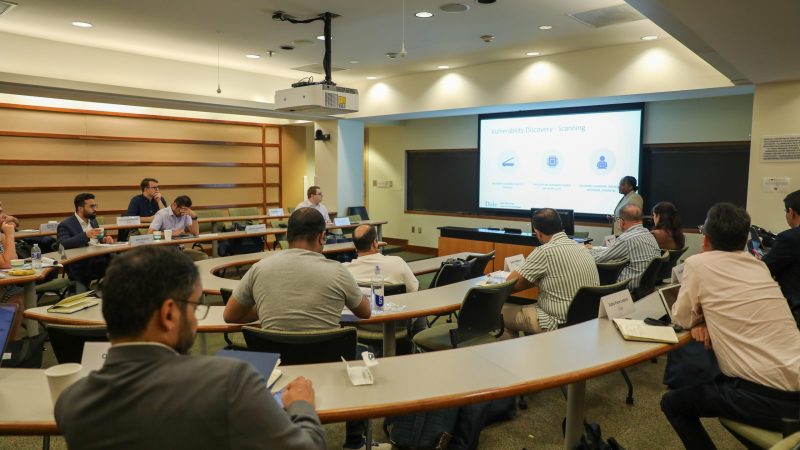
[657,284,681,322]
[0,303,18,361]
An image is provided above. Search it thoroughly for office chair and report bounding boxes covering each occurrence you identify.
[465,250,496,278]
[413,280,515,352]
[46,324,109,364]
[354,284,411,356]
[219,288,246,349]
[632,251,670,300]
[595,258,630,286]
[242,326,358,364]
[427,258,475,326]
[657,246,688,283]
[720,417,800,450]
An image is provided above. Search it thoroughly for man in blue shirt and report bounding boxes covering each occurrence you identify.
[119,178,167,241]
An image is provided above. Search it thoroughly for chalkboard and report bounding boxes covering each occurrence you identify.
[406,149,478,214]
[640,142,750,227]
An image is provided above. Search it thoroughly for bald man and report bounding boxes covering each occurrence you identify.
[343,224,419,293]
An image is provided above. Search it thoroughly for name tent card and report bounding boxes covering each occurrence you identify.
[39,223,58,233]
[116,216,141,226]
[334,217,351,226]
[245,224,267,234]
[267,208,285,217]
[129,234,155,246]
[599,289,635,319]
[503,254,525,272]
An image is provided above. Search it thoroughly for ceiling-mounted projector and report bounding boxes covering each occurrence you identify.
[275,84,358,115]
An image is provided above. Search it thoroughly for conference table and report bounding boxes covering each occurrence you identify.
[0,308,689,450]
[0,267,53,338]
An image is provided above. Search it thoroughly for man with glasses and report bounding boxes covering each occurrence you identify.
[762,189,800,327]
[119,178,168,242]
[55,246,326,450]
[296,185,332,224]
[661,203,800,450]
[57,193,114,292]
[590,204,661,290]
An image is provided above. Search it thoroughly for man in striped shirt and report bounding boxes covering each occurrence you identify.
[591,204,661,290]
[502,208,600,337]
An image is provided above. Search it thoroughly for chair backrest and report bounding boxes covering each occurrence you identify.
[46,324,109,364]
[450,280,516,347]
[563,279,631,327]
[633,251,670,300]
[359,283,407,296]
[596,258,630,286]
[194,209,223,234]
[465,250,496,278]
[241,326,358,365]
[346,206,369,220]
[428,258,475,289]
[220,288,232,305]
[657,246,688,281]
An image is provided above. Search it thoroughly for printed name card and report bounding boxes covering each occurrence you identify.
[116,216,141,226]
[503,254,525,272]
[129,234,155,246]
[245,224,267,234]
[603,235,617,247]
[333,217,351,226]
[39,223,58,233]
[671,263,685,283]
[267,208,285,217]
[599,289,635,319]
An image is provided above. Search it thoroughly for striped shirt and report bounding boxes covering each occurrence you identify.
[518,232,600,331]
[592,224,661,289]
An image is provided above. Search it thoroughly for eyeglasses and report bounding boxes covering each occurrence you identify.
[697,225,705,235]
[175,299,209,320]
[148,185,160,190]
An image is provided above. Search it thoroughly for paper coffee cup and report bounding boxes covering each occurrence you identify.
[164,229,172,241]
[153,230,162,240]
[45,363,83,406]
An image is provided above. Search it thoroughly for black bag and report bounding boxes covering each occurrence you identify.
[449,397,517,450]
[218,222,265,256]
[383,408,459,450]
[573,422,626,450]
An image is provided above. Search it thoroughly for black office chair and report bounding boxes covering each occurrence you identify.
[354,284,412,356]
[465,250,496,278]
[218,288,246,349]
[720,417,800,450]
[346,206,370,221]
[46,324,109,364]
[595,258,630,286]
[632,251,670,300]
[413,280,516,351]
[241,326,359,364]
[427,259,475,326]
[657,246,688,283]
[557,279,636,404]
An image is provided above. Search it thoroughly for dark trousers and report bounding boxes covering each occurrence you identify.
[661,374,800,450]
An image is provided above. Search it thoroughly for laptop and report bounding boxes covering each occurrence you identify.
[0,303,18,361]
[657,284,681,322]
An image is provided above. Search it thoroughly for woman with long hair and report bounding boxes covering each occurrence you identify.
[651,201,685,250]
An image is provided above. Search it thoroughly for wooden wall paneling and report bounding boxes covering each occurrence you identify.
[265,187,281,204]
[0,166,264,187]
[261,126,267,211]
[277,126,282,208]
[264,127,280,145]
[264,147,280,164]
[264,167,280,182]
[0,109,87,134]
[84,115,263,142]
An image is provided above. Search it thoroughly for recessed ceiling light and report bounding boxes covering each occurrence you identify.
[526,51,541,57]
[245,54,261,59]
[71,21,93,28]
[415,11,434,18]
[437,65,450,69]
[350,60,360,64]
[641,35,658,41]
[366,76,378,80]
[538,25,552,30]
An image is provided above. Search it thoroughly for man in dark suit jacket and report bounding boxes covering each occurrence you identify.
[56,193,113,292]
[762,189,800,327]
[55,246,325,450]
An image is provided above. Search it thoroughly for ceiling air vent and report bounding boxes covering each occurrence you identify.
[568,4,645,28]
[0,1,18,16]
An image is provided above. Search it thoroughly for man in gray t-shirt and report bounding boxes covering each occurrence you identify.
[223,208,370,331]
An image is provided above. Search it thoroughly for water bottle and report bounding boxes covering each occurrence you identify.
[371,265,384,311]
[31,243,42,270]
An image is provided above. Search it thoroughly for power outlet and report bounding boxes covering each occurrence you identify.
[418,227,422,234]
[411,226,415,233]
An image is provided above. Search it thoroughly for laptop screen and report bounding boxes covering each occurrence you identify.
[658,284,681,319]
[0,303,17,356]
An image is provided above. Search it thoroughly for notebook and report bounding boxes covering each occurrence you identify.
[47,290,100,314]
[612,318,679,344]
[0,303,17,360]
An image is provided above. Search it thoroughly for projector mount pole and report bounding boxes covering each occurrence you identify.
[272,11,335,86]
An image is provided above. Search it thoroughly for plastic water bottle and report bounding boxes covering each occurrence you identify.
[371,265,384,311]
[31,243,42,270]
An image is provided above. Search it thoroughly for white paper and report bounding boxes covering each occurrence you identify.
[361,351,379,367]
[599,289,635,319]
[129,234,155,246]
[39,223,57,232]
[244,224,267,234]
[267,208,285,217]
[341,357,374,386]
[603,235,616,247]
[503,254,525,272]
[116,216,141,226]
[80,341,111,376]
[334,217,351,226]
[671,263,685,284]
[480,270,511,286]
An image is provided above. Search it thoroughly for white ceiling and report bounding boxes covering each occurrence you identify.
[0,0,669,84]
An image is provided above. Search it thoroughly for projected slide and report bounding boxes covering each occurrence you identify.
[479,108,642,215]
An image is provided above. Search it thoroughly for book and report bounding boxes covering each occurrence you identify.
[47,290,100,314]
[612,318,678,344]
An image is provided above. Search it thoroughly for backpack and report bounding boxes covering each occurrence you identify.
[218,222,265,256]
[383,408,459,450]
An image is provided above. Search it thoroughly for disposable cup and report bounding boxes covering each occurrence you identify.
[164,229,173,241]
[45,363,83,406]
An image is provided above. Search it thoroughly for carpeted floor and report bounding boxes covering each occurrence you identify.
[1,251,745,449]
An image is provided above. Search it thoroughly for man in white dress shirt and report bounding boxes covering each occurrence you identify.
[296,186,332,224]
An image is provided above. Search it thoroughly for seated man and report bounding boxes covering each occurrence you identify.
[761,189,800,326]
[119,177,167,241]
[224,208,378,450]
[591,204,661,290]
[502,208,599,337]
[0,200,19,228]
[296,185,332,224]
[661,203,800,450]
[57,193,114,292]
[149,195,199,237]
[344,224,419,293]
[55,246,326,450]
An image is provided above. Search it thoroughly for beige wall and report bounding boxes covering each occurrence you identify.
[280,125,308,209]
[367,95,755,256]
[747,81,800,232]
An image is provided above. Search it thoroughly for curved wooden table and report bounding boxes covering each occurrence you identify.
[0,267,53,337]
